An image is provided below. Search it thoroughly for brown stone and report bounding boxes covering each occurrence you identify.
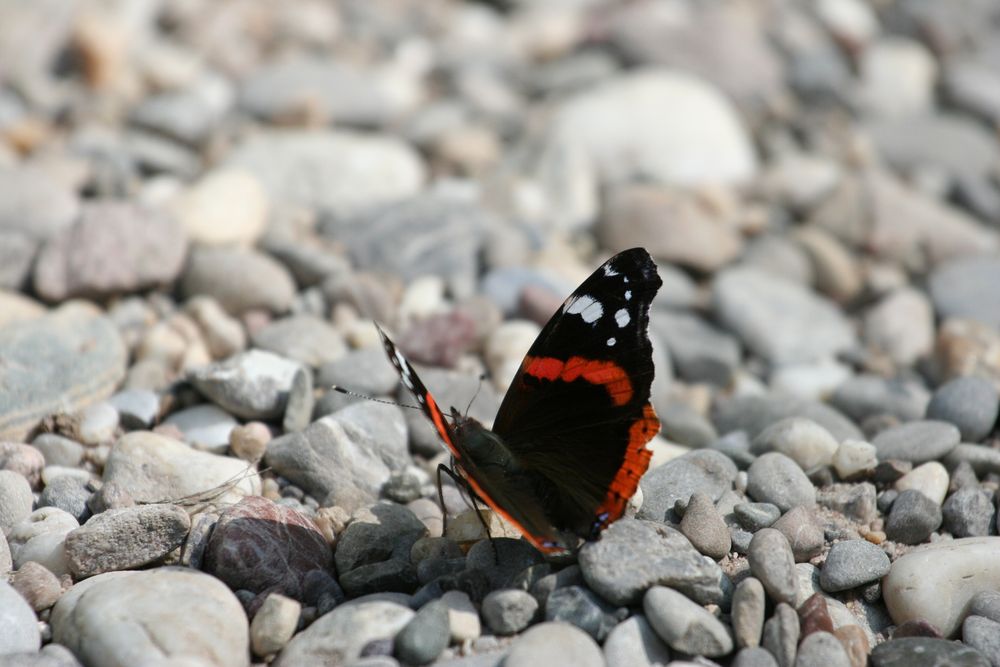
[798,593,835,638]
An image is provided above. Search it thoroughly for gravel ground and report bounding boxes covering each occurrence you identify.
[2,1,1000,666]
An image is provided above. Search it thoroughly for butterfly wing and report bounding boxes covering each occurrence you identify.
[492,247,662,539]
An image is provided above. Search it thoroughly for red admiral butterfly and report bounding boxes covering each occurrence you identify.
[378,247,662,553]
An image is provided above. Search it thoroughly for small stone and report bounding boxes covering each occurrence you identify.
[749,529,798,606]
[643,585,733,657]
[772,507,824,562]
[442,590,480,642]
[870,637,989,667]
[679,492,732,560]
[732,577,766,648]
[180,246,296,315]
[282,366,314,433]
[250,593,300,657]
[229,422,270,463]
[734,647,781,667]
[30,435,84,469]
[858,38,936,118]
[833,440,878,480]
[713,392,863,443]
[188,350,302,420]
[762,602,800,667]
[185,296,247,360]
[747,453,816,512]
[38,476,91,523]
[929,257,1000,331]
[161,404,238,449]
[602,614,672,667]
[926,376,999,443]
[834,624,870,667]
[0,579,41,654]
[863,287,935,367]
[393,598,449,666]
[794,226,862,303]
[544,585,621,642]
[482,589,538,636]
[796,631,852,667]
[798,593,835,637]
[963,615,1000,667]
[637,449,738,523]
[251,315,347,368]
[652,310,740,386]
[872,421,960,464]
[9,560,62,611]
[734,503,781,532]
[503,622,603,667]
[820,540,891,592]
[752,417,839,470]
[895,462,950,505]
[942,487,996,538]
[0,470,33,535]
[885,489,943,545]
[830,375,930,424]
[172,168,268,247]
[6,507,79,577]
[107,390,161,430]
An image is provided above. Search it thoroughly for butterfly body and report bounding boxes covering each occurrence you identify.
[379,247,662,553]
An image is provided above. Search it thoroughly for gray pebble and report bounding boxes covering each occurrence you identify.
[871,636,989,667]
[30,434,84,469]
[602,614,672,667]
[926,376,999,442]
[816,482,878,524]
[180,246,296,315]
[0,470,33,535]
[393,599,449,666]
[481,589,537,636]
[732,577,766,649]
[503,622,603,667]
[885,489,943,545]
[544,585,622,642]
[636,449,738,523]
[734,647,780,667]
[466,538,544,591]
[282,366,314,433]
[830,375,930,423]
[38,476,91,524]
[316,346,402,398]
[794,631,851,667]
[942,486,996,537]
[0,579,41,654]
[747,453,816,512]
[963,615,1000,667]
[872,420,960,464]
[762,603,799,667]
[734,502,781,531]
[968,590,1000,624]
[651,310,741,386]
[643,585,733,657]
[107,389,161,429]
[679,492,732,560]
[188,350,302,420]
[944,444,1000,477]
[771,507,824,562]
[161,404,238,450]
[819,540,890,592]
[251,315,347,368]
[929,256,1000,330]
[713,393,862,443]
[749,529,797,606]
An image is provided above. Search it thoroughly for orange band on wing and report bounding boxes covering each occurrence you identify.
[592,403,658,531]
[524,355,633,406]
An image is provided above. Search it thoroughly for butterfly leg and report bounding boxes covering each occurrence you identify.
[436,462,498,562]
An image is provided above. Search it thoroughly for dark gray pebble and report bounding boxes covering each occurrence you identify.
[871,637,989,667]
[872,420,960,464]
[819,540,890,592]
[942,486,996,537]
[926,376,999,442]
[393,599,449,666]
[885,489,943,545]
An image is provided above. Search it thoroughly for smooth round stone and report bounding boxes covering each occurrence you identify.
[442,590,480,642]
[716,392,864,443]
[229,422,270,463]
[969,590,1000,624]
[545,585,621,642]
[0,303,127,442]
[188,350,302,420]
[830,375,930,423]
[316,345,402,398]
[872,420,960,464]
[0,579,41,653]
[832,439,878,480]
[713,267,855,365]
[749,529,797,606]
[30,434,84,469]
[858,37,936,118]
[863,287,935,366]
[963,615,1000,667]
[926,376,999,442]
[771,507,824,562]
[885,489,942,545]
[7,507,79,576]
[883,537,1000,637]
[0,165,79,241]
[733,646,780,667]
[820,540,891,592]
[770,359,853,402]
[0,532,10,575]
[107,389,161,430]
[871,637,989,667]
[763,602,799,667]
[751,417,839,470]
[393,599,449,666]
[942,487,996,538]
[679,492,731,560]
[637,449,738,523]
[734,502,781,532]
[51,568,248,667]
[732,577,765,649]
[797,630,852,667]
[929,257,1000,330]
[38,476,91,523]
[504,622,603,667]
[0,470,33,534]
[482,589,538,636]
[172,168,269,247]
[251,315,347,368]
[894,462,950,505]
[250,593,300,657]
[643,585,733,657]
[9,560,62,611]
[185,295,247,359]
[746,453,816,512]
[163,404,238,450]
[76,401,119,445]
[180,246,296,315]
[603,614,671,667]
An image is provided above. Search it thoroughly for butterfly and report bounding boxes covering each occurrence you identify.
[378,247,662,553]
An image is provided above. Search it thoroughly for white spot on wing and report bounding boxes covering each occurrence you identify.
[566,295,603,324]
[607,337,616,346]
[615,308,630,328]
[624,290,632,301]
[603,264,619,277]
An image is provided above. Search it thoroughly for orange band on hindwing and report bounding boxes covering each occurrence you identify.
[524,355,634,406]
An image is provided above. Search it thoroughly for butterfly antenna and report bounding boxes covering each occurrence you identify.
[330,386,424,412]
[464,372,488,418]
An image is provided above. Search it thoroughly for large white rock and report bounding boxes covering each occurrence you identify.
[883,537,1000,637]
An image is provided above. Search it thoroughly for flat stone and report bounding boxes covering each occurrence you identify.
[172,167,268,247]
[602,614,672,667]
[747,453,816,512]
[161,403,237,449]
[251,315,347,368]
[643,585,733,657]
[503,622,604,667]
[872,421,960,463]
[0,303,127,442]
[51,568,248,667]
[637,449,738,523]
[871,637,989,667]
[180,246,296,315]
[830,375,930,423]
[188,350,302,420]
[926,376,999,443]
[734,503,781,532]
[820,540,890,592]
[749,528,798,606]
[752,417,838,470]
[883,537,1000,637]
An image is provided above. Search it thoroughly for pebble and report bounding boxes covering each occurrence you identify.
[636,449,738,523]
[0,470,33,535]
[37,476,91,523]
[820,540,891,592]
[161,403,239,449]
[251,315,347,368]
[283,366,315,433]
[317,345,405,398]
[796,631,852,667]
[107,389,161,430]
[734,503,781,532]
[772,507,825,562]
[0,443,46,489]
[969,590,1000,624]
[870,637,989,667]
[503,622,604,667]
[926,376,999,442]
[33,201,187,302]
[602,614,671,667]
[334,503,426,580]
[794,226,862,303]
[679,491,732,559]
[75,401,119,445]
[749,528,798,606]
[0,579,41,654]
[544,585,621,642]
[249,593,300,657]
[9,560,61,611]
[885,489,943,545]
[732,577,766,648]
[180,246,296,315]
[205,496,331,599]
[942,487,995,538]
[643,585,734,657]
[274,599,411,666]
[830,375,930,424]
[713,392,863,443]
[0,303,127,442]
[172,168,268,247]
[747,453,816,512]
[928,257,1000,331]
[713,267,855,365]
[393,599,449,666]
[763,602,800,667]
[226,129,424,214]
[64,503,190,579]
[442,590,481,642]
[751,417,839,470]
[0,165,79,242]
[652,310,740,386]
[481,589,538,636]
[884,537,1000,636]
[51,568,248,667]
[859,38,936,118]
[187,349,302,420]
[832,439,878,480]
[963,616,1000,667]
[6,507,79,577]
[578,519,725,607]
[229,422,271,463]
[872,420,960,464]
[894,462,950,505]
[863,287,935,366]
[185,295,247,360]
[734,647,781,667]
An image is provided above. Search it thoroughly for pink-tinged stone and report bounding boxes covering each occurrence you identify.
[0,442,45,489]
[204,496,332,600]
[399,310,478,368]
